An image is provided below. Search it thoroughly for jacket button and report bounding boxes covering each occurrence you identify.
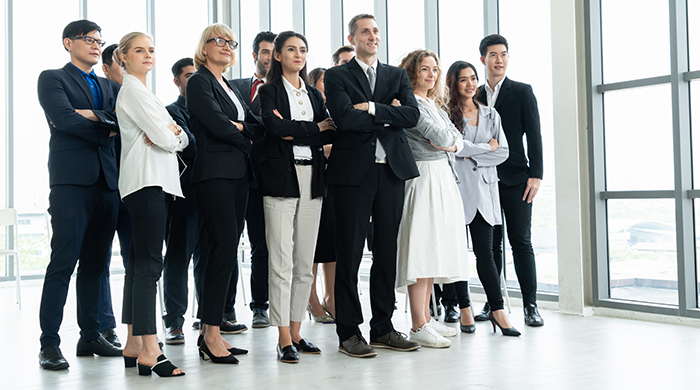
[371,141,376,146]
[472,168,477,171]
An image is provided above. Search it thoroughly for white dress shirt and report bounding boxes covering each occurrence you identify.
[354,57,388,161]
[282,75,313,160]
[223,86,246,121]
[484,77,506,107]
[116,74,189,199]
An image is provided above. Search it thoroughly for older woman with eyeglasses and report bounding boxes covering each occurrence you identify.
[186,23,263,364]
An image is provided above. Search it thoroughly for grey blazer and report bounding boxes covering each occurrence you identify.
[404,96,462,179]
[454,104,509,226]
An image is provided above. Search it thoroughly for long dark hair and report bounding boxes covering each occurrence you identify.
[446,61,481,133]
[265,30,309,86]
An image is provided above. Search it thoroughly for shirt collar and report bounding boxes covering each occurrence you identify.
[355,57,377,75]
[484,76,505,95]
[281,75,308,94]
[70,62,96,78]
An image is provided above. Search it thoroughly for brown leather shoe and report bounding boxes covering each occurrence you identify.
[339,335,377,358]
[165,327,185,345]
[370,331,420,352]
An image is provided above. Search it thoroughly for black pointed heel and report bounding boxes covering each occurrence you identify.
[199,338,239,364]
[488,312,521,337]
[137,354,185,377]
[460,323,476,333]
[124,356,137,368]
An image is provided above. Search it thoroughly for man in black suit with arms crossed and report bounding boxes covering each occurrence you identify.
[37,19,123,370]
[324,13,421,358]
[475,34,545,327]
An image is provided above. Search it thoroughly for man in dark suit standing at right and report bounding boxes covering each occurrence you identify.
[476,34,545,327]
[37,19,123,370]
[230,31,276,328]
[324,13,421,358]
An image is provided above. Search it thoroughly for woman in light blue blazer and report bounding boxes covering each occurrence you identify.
[446,61,519,337]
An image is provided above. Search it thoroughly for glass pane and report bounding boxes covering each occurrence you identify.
[343,0,374,40]
[386,0,424,65]
[695,199,700,308]
[692,82,700,188]
[305,0,333,70]
[499,0,558,292]
[604,84,674,191]
[608,199,678,305]
[270,0,294,33]
[87,0,147,49]
[154,0,209,102]
[0,3,5,212]
[14,1,78,274]
[601,0,669,84]
[438,0,483,71]
[240,0,261,79]
[688,0,700,71]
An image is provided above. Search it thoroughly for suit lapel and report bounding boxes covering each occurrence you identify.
[276,83,292,119]
[348,59,373,100]
[97,77,114,110]
[494,77,511,111]
[64,63,95,109]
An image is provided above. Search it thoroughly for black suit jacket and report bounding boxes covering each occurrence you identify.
[37,63,120,190]
[257,81,333,199]
[324,59,420,185]
[166,95,198,215]
[478,77,543,186]
[231,75,266,189]
[186,65,263,185]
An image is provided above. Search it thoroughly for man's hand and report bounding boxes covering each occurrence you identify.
[390,99,401,107]
[522,178,541,203]
[229,119,244,132]
[353,102,369,111]
[318,118,336,132]
[75,109,98,122]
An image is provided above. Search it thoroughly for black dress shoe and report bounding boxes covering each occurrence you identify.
[220,320,248,334]
[277,344,299,363]
[76,335,123,357]
[474,302,491,322]
[165,326,185,345]
[370,330,420,352]
[339,334,377,358]
[293,338,321,354]
[100,328,121,347]
[252,310,271,328]
[444,305,460,323]
[429,301,443,317]
[460,323,476,333]
[524,304,545,327]
[39,345,69,370]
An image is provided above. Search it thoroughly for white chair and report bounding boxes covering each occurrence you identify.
[1,209,22,309]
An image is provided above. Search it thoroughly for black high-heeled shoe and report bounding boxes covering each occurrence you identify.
[197,335,247,360]
[124,355,137,368]
[137,354,185,377]
[199,338,239,364]
[488,312,521,337]
[460,323,476,334]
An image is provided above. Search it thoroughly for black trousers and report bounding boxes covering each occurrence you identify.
[162,207,201,329]
[98,201,131,332]
[40,175,119,347]
[493,181,538,305]
[122,186,168,336]
[245,187,269,311]
[333,164,404,342]
[463,212,505,311]
[434,283,459,308]
[195,178,248,325]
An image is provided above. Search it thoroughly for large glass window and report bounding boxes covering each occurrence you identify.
[305,0,332,70]
[438,0,483,70]
[343,0,374,40]
[13,1,78,274]
[1,3,6,276]
[239,0,261,79]
[270,0,294,33]
[600,0,669,83]
[499,0,558,293]
[386,0,424,65]
[87,0,147,48]
[688,0,700,71]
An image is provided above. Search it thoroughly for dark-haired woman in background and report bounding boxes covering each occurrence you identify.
[258,32,335,363]
[446,60,519,336]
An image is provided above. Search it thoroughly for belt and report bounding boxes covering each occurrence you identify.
[294,159,313,166]
[375,157,387,164]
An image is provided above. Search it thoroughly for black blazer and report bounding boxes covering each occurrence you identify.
[37,63,120,190]
[166,95,198,215]
[186,65,263,185]
[324,58,420,186]
[231,75,266,189]
[478,77,543,186]
[258,80,333,199]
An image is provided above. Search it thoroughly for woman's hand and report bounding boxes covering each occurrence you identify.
[353,102,369,111]
[272,109,284,119]
[318,118,336,132]
[144,134,154,147]
[167,123,182,135]
[430,140,457,153]
[390,99,401,107]
[488,138,499,152]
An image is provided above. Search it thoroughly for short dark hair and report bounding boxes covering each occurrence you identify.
[253,31,277,54]
[171,57,194,78]
[479,34,508,57]
[332,45,355,64]
[348,14,376,37]
[102,44,118,66]
[62,20,101,51]
[307,67,326,87]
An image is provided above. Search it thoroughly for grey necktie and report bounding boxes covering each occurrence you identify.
[367,66,386,161]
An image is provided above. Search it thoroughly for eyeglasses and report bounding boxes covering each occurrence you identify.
[70,36,106,48]
[206,37,238,50]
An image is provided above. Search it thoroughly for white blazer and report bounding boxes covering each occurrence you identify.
[116,74,189,199]
[454,104,509,226]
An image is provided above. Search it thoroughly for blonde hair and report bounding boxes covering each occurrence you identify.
[194,24,237,71]
[398,49,445,109]
[115,32,152,70]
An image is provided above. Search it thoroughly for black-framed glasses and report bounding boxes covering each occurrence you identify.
[206,37,238,50]
[70,36,106,48]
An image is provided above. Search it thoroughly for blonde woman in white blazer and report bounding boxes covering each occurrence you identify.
[446,61,520,337]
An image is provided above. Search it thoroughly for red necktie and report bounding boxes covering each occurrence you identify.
[251,79,263,103]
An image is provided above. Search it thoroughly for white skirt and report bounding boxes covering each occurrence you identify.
[396,159,470,290]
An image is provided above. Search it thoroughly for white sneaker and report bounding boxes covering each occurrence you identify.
[429,318,458,337]
[409,324,451,348]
